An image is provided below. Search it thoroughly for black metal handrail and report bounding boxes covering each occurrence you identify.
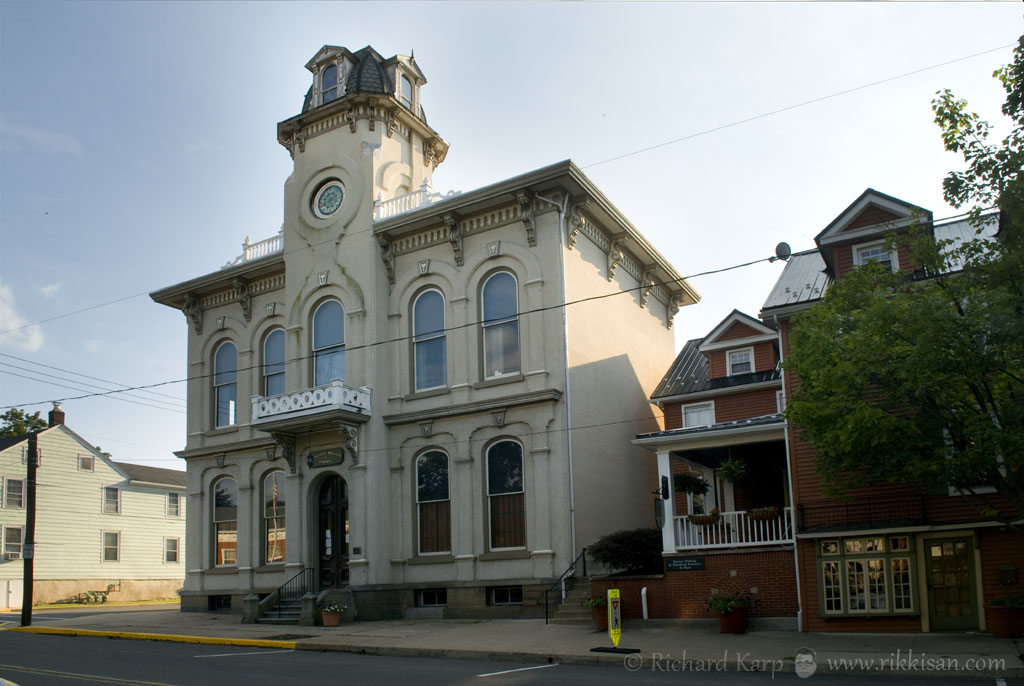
[544,547,587,625]
[274,567,314,619]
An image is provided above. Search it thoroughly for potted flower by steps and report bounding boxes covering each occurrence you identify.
[709,591,750,634]
[987,594,1024,638]
[320,602,346,627]
[586,594,608,631]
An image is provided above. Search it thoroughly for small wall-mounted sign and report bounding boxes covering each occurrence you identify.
[306,448,345,469]
[666,556,705,572]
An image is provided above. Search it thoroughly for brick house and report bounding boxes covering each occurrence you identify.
[625,189,1022,632]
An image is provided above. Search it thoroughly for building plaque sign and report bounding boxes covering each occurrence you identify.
[306,448,345,469]
[666,556,705,572]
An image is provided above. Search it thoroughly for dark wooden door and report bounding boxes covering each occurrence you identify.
[317,475,349,589]
[926,537,977,630]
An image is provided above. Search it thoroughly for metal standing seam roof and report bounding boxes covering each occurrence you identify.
[760,249,830,312]
[651,339,707,399]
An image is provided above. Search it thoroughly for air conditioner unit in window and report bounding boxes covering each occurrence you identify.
[2,553,20,561]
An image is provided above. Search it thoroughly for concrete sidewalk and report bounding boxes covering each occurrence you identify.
[3,605,1022,679]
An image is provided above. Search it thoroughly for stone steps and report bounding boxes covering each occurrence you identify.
[549,578,595,626]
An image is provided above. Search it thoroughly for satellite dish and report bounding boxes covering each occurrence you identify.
[774,242,792,262]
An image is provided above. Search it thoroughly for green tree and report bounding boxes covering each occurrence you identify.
[785,35,1024,523]
[0,408,49,437]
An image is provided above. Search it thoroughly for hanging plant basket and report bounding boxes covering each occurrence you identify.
[747,506,779,521]
[688,508,720,526]
[674,472,709,495]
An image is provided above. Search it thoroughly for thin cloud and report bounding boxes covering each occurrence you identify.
[37,281,61,299]
[0,283,44,352]
[1,118,83,155]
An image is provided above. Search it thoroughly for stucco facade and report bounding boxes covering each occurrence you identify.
[151,45,698,619]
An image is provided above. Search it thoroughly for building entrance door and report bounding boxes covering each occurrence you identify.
[317,475,349,589]
[926,536,977,630]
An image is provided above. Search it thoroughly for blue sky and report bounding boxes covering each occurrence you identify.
[1,2,1020,470]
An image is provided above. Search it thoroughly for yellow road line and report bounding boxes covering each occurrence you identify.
[0,663,179,685]
[4,626,297,649]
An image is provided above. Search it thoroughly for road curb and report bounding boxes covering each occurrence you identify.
[5,626,297,649]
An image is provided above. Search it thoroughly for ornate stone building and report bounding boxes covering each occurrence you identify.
[151,45,698,619]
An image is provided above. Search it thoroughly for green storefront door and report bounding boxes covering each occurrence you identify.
[926,537,977,630]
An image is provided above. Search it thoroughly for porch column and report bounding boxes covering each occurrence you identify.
[656,450,675,554]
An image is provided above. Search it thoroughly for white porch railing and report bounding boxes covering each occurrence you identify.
[674,507,794,550]
[374,180,460,221]
[223,231,284,268]
[251,380,371,424]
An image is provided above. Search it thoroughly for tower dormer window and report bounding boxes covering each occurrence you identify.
[322,64,339,105]
[400,74,413,109]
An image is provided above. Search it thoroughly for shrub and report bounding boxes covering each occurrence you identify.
[589,528,663,574]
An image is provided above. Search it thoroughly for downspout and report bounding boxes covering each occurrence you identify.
[774,313,803,632]
[535,191,577,561]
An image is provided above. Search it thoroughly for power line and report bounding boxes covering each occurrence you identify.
[0,353,186,404]
[0,370,185,414]
[0,361,186,410]
[0,43,1009,338]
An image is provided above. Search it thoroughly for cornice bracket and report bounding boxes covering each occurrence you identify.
[443,213,463,266]
[233,278,252,323]
[182,293,203,335]
[567,199,590,250]
[516,190,536,247]
[607,236,628,281]
[377,235,396,285]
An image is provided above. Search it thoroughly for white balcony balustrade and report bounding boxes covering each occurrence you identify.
[223,231,284,268]
[251,380,371,431]
[374,180,460,221]
[673,507,794,550]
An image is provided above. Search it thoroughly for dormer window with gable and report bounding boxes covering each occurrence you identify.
[727,347,753,376]
[321,63,340,105]
[853,240,898,272]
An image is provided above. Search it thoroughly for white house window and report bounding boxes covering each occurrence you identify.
[321,63,339,104]
[413,289,446,391]
[313,300,345,386]
[3,527,23,559]
[263,328,286,396]
[102,486,120,514]
[103,531,120,562]
[482,272,520,379]
[854,242,898,272]
[166,492,181,518]
[164,537,180,563]
[213,477,238,567]
[727,348,753,376]
[4,479,24,508]
[682,402,714,428]
[263,471,286,564]
[213,341,238,428]
[400,74,413,108]
[486,440,525,549]
[416,450,450,554]
[817,536,915,616]
[78,455,94,472]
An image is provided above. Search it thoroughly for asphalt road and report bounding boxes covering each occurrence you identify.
[0,632,1019,686]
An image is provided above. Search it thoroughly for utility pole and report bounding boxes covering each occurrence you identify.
[20,433,37,627]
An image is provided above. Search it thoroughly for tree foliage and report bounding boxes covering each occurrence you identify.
[588,528,664,575]
[785,35,1024,523]
[0,408,48,437]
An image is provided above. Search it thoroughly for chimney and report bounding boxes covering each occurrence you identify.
[48,401,65,427]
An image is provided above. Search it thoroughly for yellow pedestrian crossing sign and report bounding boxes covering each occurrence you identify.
[607,588,621,647]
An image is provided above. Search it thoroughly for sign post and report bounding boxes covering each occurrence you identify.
[607,588,621,648]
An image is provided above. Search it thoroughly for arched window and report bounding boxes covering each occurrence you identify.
[313,301,345,386]
[322,64,338,104]
[400,75,413,109]
[263,329,285,396]
[482,272,520,379]
[416,451,450,554]
[413,290,446,391]
[213,342,237,427]
[263,471,286,564]
[486,440,525,549]
[213,477,237,566]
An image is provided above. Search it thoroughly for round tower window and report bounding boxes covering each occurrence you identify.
[313,181,344,218]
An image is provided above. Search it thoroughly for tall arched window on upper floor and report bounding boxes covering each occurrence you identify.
[213,477,237,566]
[313,301,345,386]
[322,64,339,104]
[482,272,520,379]
[263,329,285,396]
[263,471,286,564]
[413,289,446,391]
[416,451,450,554]
[213,342,237,427]
[486,440,525,550]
